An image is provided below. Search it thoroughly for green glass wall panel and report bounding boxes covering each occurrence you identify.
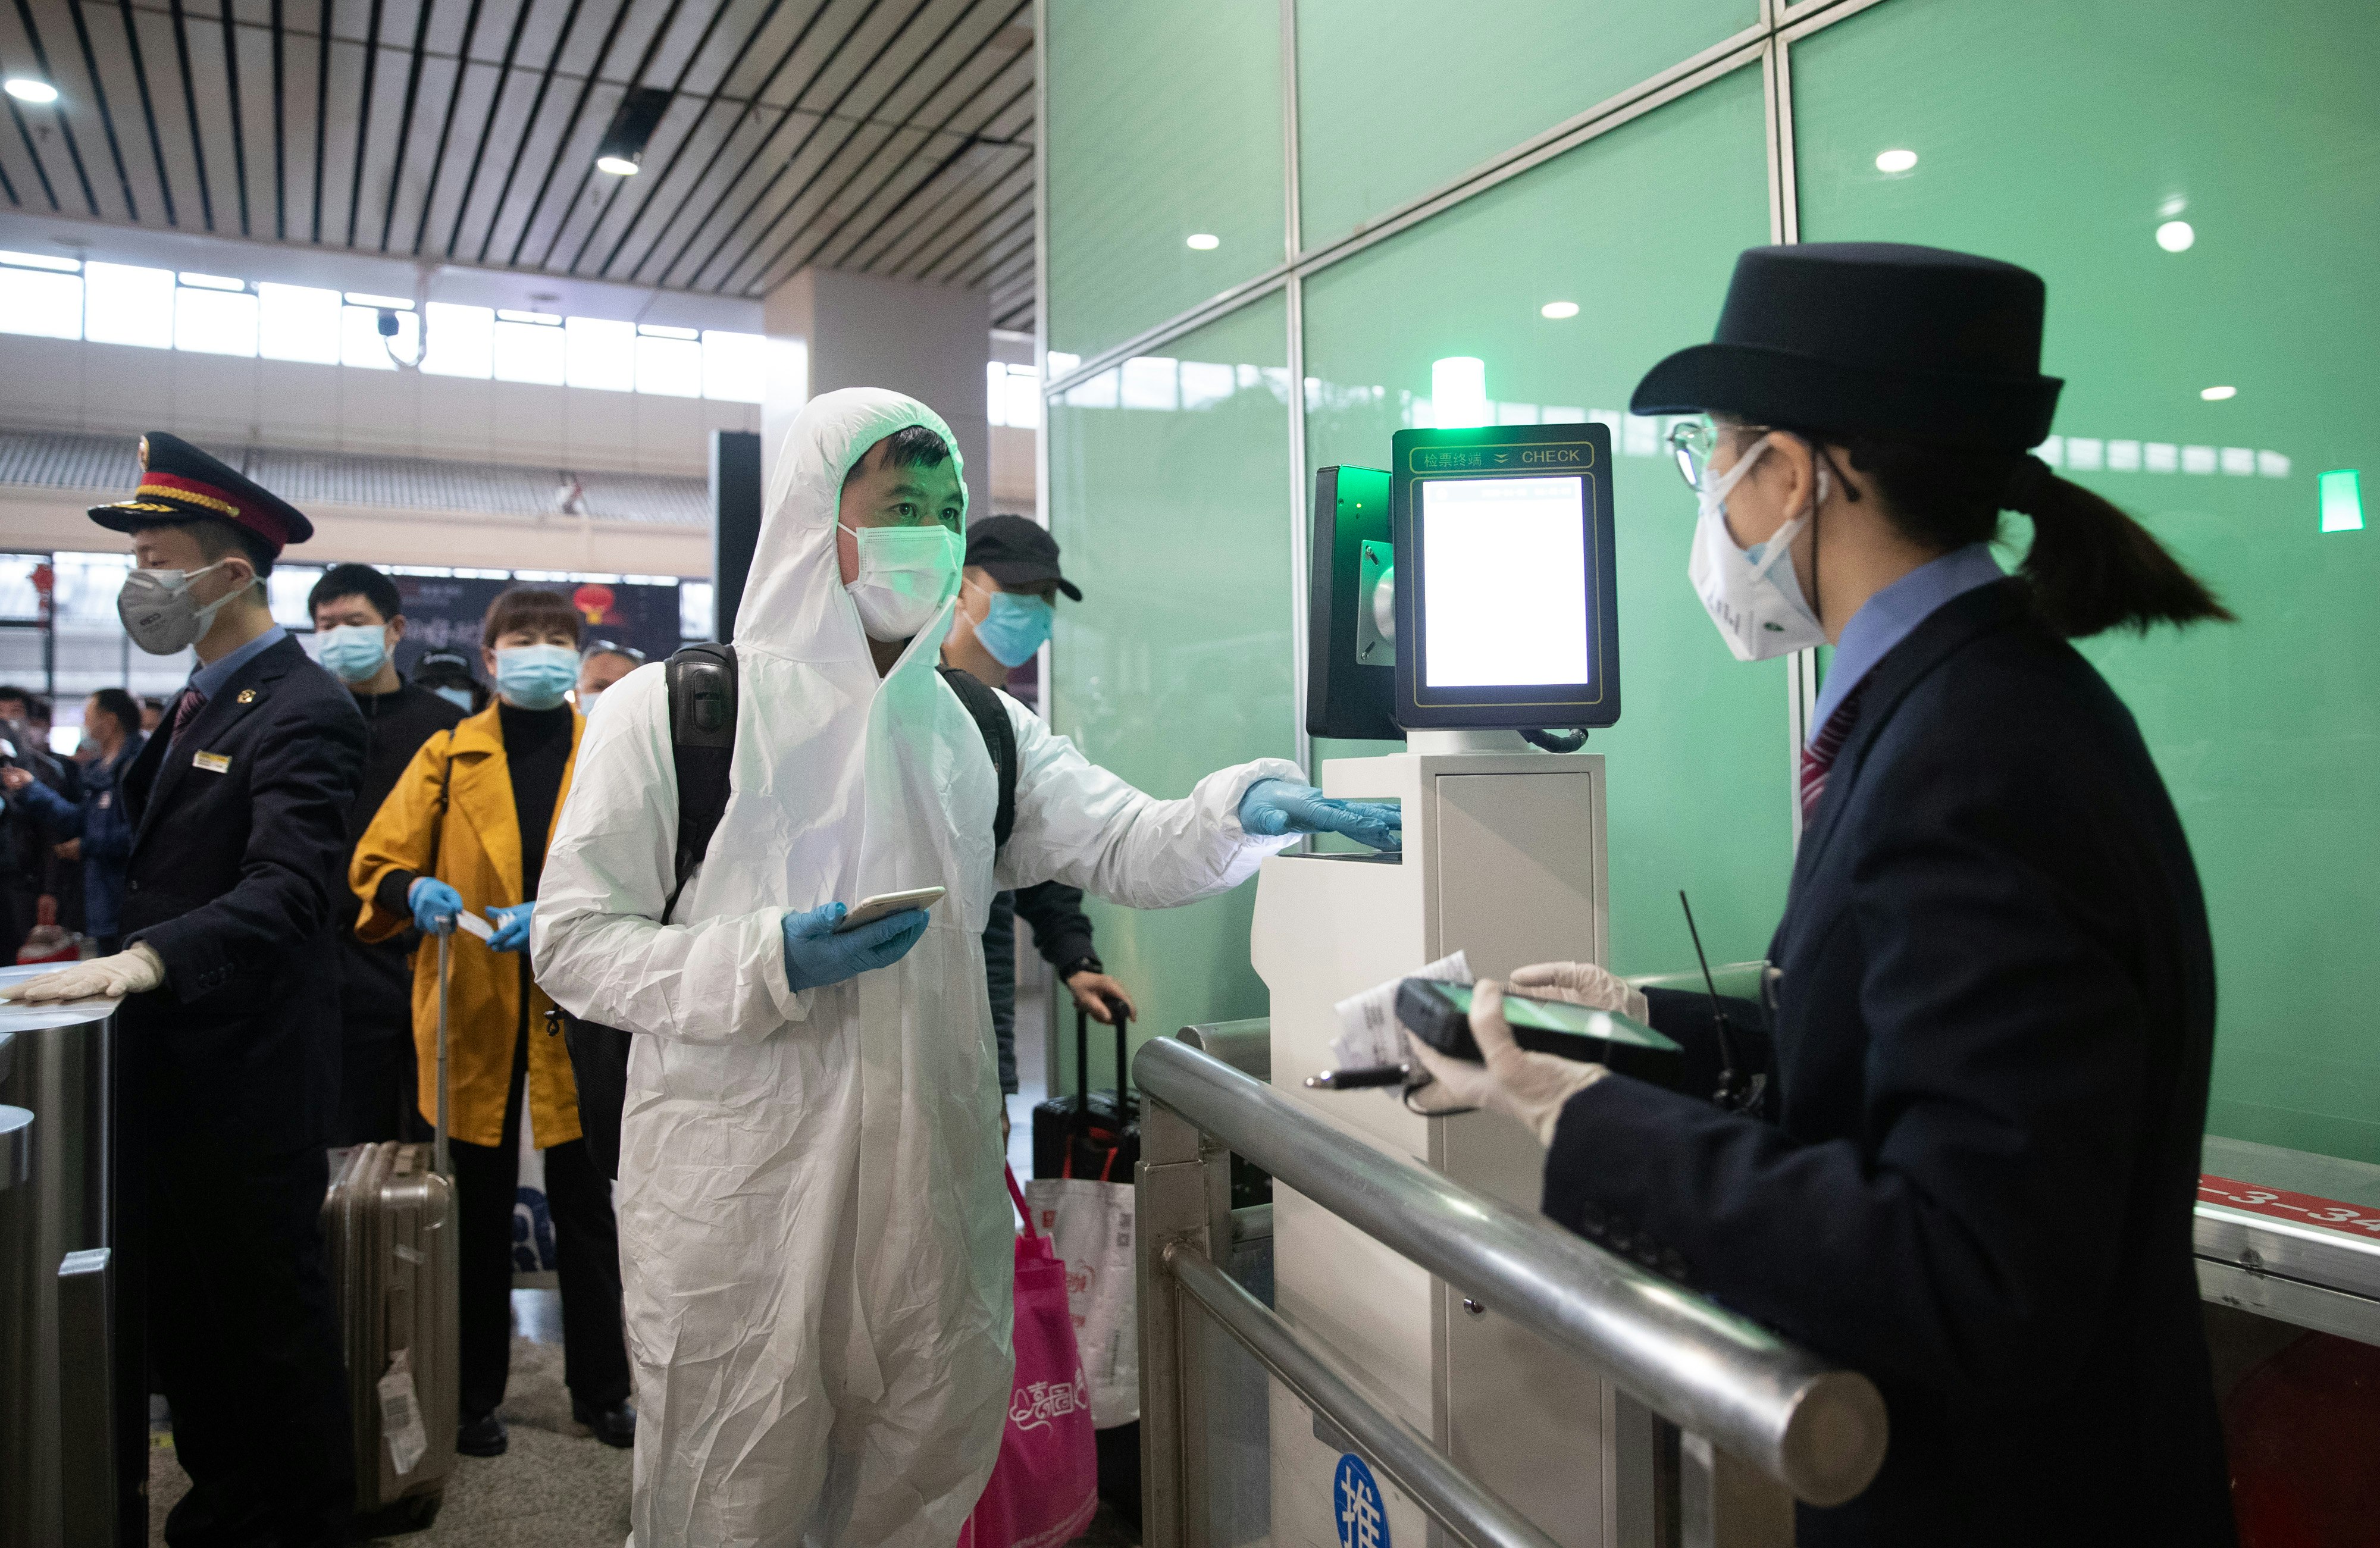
[1044,0,1286,364]
[1294,0,1756,249]
[1047,295,1295,1091]
[1302,63,1789,974]
[1793,0,2380,1161]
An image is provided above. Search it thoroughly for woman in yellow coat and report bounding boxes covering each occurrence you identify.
[350,587,632,1458]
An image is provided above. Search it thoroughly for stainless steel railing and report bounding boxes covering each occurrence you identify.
[1134,1034,1887,1548]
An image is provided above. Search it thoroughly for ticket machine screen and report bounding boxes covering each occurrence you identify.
[1418,475,1592,689]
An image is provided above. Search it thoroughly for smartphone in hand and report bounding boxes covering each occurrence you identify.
[834,886,947,933]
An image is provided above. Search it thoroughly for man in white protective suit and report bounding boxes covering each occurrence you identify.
[533,388,1401,1546]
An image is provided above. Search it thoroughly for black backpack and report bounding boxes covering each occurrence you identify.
[550,643,1019,1179]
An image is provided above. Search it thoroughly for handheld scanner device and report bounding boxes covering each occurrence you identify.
[1394,978,1684,1089]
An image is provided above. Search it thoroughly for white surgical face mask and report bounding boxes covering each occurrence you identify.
[840,521,962,643]
[493,643,579,710]
[1686,434,1830,662]
[118,561,237,657]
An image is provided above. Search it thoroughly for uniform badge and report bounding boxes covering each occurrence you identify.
[236,688,257,704]
[193,751,231,773]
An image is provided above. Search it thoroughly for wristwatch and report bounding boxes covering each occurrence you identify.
[1059,954,1103,981]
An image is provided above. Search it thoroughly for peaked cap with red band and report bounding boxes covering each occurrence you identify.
[87,431,314,553]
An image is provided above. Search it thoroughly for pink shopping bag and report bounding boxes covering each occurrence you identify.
[958,1168,1101,1548]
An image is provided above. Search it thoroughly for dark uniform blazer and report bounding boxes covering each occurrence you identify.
[120,634,368,1155]
[1542,580,2232,1545]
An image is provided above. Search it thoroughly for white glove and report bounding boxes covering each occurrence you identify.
[3,942,166,1004]
[1508,959,1652,1023]
[1403,979,1608,1145]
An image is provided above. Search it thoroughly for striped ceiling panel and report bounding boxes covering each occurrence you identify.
[0,0,1037,328]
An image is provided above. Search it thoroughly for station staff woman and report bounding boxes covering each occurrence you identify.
[1409,245,2237,1545]
[350,587,633,1457]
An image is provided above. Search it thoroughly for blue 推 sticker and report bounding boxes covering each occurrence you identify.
[1335,1452,1389,1548]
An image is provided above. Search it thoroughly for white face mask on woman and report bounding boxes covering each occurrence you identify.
[1686,433,1830,662]
[839,522,962,642]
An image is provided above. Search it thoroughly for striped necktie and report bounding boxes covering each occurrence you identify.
[168,685,206,744]
[1799,683,1868,825]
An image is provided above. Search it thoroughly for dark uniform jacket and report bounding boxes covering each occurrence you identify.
[336,682,466,1050]
[120,634,367,1155]
[1542,581,2232,1545]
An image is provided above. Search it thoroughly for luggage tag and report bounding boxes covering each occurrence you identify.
[192,751,231,773]
[378,1349,430,1477]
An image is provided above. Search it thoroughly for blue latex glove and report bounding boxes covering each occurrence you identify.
[1238,779,1403,851]
[408,877,464,935]
[487,903,534,954]
[781,901,931,994]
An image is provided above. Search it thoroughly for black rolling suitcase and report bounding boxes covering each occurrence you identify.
[1032,1001,1138,1182]
[1028,1000,1143,1526]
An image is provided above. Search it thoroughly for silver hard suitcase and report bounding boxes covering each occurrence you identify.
[322,933,460,1531]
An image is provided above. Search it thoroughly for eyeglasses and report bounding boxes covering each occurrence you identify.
[1667,417,1773,493]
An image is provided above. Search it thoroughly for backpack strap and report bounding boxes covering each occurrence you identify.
[937,666,1016,850]
[663,643,738,923]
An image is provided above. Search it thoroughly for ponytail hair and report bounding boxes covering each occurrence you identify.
[1787,429,2235,638]
[1997,455,2233,636]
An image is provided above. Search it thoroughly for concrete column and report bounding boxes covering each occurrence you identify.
[761,269,990,518]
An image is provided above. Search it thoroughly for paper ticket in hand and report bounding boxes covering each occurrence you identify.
[1331,950,1473,1070]
[453,911,494,942]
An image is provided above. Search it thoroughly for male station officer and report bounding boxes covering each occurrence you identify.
[310,562,466,1143]
[7,433,365,1546]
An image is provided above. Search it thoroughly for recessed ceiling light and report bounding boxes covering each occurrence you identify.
[1874,148,1918,174]
[2200,385,2236,401]
[1539,300,1580,319]
[2156,220,2194,252]
[1185,233,1220,250]
[4,79,58,105]
[596,155,640,177]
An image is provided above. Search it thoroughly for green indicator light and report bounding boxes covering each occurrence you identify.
[2319,469,2365,533]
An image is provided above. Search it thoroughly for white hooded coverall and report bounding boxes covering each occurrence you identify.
[533,388,1301,1546]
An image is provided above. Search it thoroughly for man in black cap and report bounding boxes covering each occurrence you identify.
[941,515,1138,1113]
[411,644,488,713]
[7,431,365,1545]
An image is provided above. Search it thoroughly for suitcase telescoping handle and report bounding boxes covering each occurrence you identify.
[434,932,452,1177]
[1071,997,1133,1121]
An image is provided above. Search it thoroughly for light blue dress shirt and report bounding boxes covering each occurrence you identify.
[1808,543,2006,740]
[188,623,288,706]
